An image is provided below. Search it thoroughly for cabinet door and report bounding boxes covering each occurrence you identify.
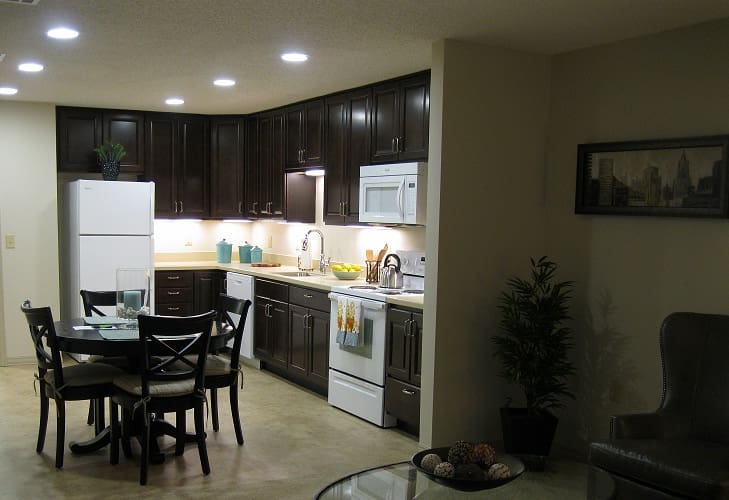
[269,299,289,369]
[244,116,260,216]
[303,99,323,167]
[308,307,330,390]
[285,172,315,223]
[410,311,423,386]
[398,76,429,161]
[323,94,347,223]
[370,82,399,163]
[386,307,412,382]
[345,88,371,222]
[254,298,271,360]
[257,113,273,215]
[177,115,210,218]
[210,117,245,218]
[288,304,308,378]
[145,113,177,217]
[104,111,145,174]
[193,270,219,315]
[270,111,285,216]
[56,107,102,172]
[284,104,304,169]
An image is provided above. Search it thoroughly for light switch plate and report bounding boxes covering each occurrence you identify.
[5,234,16,249]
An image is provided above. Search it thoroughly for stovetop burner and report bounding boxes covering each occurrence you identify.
[401,289,424,295]
[349,286,378,290]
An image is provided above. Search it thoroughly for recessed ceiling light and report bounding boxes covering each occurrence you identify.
[47,27,79,40]
[213,78,236,87]
[18,62,44,72]
[0,87,19,96]
[281,52,308,62]
[165,97,184,105]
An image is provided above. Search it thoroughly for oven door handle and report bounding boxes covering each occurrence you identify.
[328,294,386,311]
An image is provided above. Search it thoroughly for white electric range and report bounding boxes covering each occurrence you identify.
[327,251,424,427]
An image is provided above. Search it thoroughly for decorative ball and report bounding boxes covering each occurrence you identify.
[471,443,496,466]
[433,461,455,478]
[447,440,474,466]
[454,463,485,481]
[420,453,442,473]
[487,462,511,480]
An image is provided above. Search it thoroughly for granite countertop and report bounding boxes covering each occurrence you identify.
[155,260,424,309]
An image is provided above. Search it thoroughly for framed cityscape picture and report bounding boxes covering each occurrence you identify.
[575,135,729,217]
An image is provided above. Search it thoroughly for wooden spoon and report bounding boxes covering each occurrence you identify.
[366,249,374,261]
[376,243,388,262]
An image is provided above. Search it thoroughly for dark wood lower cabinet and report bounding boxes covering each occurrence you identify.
[155,269,223,316]
[253,279,290,372]
[288,304,329,395]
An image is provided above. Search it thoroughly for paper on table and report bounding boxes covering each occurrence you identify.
[84,316,129,326]
[98,330,139,340]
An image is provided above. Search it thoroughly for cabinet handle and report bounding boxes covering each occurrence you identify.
[179,200,184,213]
[302,314,309,330]
[342,201,347,216]
[166,275,181,280]
[302,148,306,162]
[167,291,181,296]
[174,201,179,213]
[391,137,397,153]
[252,201,258,214]
[167,306,181,312]
[268,201,273,213]
[238,201,242,214]
[401,388,416,396]
[396,136,402,152]
[303,293,313,299]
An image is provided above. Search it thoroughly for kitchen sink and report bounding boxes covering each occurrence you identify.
[274,271,316,277]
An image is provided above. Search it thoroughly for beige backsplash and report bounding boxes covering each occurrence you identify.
[155,250,297,266]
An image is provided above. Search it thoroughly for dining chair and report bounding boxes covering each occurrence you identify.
[21,300,124,469]
[109,310,215,485]
[205,294,252,445]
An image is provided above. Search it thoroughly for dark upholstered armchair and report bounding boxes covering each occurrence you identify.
[589,312,729,499]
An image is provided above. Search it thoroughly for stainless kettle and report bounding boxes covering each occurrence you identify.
[380,254,403,288]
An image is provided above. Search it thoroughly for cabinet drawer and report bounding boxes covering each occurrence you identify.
[289,285,329,311]
[156,303,192,316]
[385,377,420,429]
[256,278,288,302]
[156,270,193,287]
[156,287,193,303]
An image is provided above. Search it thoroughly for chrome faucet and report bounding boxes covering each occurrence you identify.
[306,229,329,274]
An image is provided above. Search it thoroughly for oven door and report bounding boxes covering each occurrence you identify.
[358,175,405,224]
[328,293,387,386]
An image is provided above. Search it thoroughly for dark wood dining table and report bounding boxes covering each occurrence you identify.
[54,317,233,461]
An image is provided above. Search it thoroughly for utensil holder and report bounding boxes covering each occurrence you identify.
[365,260,381,283]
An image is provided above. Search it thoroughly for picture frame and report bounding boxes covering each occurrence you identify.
[575,135,729,217]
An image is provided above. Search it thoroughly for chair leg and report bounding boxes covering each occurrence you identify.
[140,413,150,485]
[211,388,219,432]
[194,402,210,475]
[37,393,49,453]
[229,383,244,445]
[55,399,66,469]
[121,408,133,459]
[94,397,106,435]
[87,400,94,426]
[110,401,119,465]
[175,410,186,456]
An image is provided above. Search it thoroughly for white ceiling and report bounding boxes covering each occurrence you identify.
[1,0,729,114]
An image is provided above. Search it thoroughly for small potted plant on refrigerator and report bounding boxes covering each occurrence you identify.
[94,140,126,180]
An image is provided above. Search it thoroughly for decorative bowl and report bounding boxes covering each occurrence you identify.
[332,270,361,280]
[411,447,525,492]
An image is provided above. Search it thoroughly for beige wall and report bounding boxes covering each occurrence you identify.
[422,40,551,447]
[546,18,729,452]
[0,101,60,364]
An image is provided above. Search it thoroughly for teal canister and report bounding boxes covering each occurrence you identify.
[216,238,233,264]
[238,241,252,263]
[250,245,262,263]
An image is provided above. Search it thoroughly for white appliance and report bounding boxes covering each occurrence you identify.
[359,162,427,225]
[327,251,425,427]
[225,272,258,366]
[61,180,155,324]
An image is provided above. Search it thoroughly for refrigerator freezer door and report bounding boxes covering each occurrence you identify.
[75,180,154,236]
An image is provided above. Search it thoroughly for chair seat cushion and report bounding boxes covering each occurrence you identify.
[113,374,195,398]
[88,355,130,369]
[589,439,729,499]
[205,355,232,376]
[45,362,124,388]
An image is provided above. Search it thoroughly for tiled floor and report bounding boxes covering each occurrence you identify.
[0,362,589,498]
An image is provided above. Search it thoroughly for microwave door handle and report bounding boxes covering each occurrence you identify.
[397,178,405,217]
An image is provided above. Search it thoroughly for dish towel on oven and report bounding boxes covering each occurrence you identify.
[336,297,347,345]
[343,298,362,347]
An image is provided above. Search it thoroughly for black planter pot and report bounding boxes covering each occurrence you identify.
[500,407,558,467]
[101,161,120,181]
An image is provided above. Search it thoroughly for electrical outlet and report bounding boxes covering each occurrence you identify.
[5,234,16,249]
[267,235,273,248]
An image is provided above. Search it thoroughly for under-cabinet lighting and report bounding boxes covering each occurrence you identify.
[281,52,308,62]
[305,169,325,177]
[222,219,252,223]
[47,27,79,39]
[213,78,236,87]
[18,62,44,72]
[0,87,18,95]
[165,97,184,105]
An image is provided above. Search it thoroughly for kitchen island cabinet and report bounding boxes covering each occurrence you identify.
[287,285,330,395]
[385,305,423,435]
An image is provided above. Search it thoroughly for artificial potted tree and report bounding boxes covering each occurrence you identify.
[94,140,126,180]
[492,256,575,469]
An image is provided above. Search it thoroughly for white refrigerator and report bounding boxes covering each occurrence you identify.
[61,180,155,323]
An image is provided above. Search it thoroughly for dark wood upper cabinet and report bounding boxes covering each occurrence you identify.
[145,113,209,218]
[210,116,245,218]
[285,99,323,170]
[57,106,145,174]
[244,116,260,217]
[370,72,429,163]
[285,172,315,223]
[324,88,370,225]
[247,111,284,218]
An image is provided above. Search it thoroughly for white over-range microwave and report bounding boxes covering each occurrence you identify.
[359,162,427,225]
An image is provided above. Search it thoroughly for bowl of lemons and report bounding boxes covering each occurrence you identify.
[331,263,362,280]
